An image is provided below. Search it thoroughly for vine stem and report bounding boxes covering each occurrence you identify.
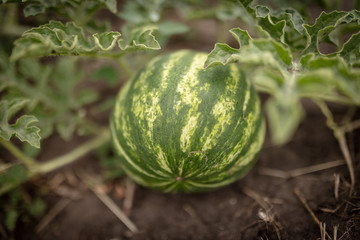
[314,100,355,196]
[33,129,110,174]
[0,129,110,195]
[0,137,38,168]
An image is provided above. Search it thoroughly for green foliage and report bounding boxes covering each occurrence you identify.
[0,187,47,232]
[1,53,96,141]
[118,0,166,23]
[0,165,28,194]
[11,21,160,61]
[91,65,120,86]
[0,99,41,148]
[3,0,117,19]
[117,0,189,46]
[205,0,360,144]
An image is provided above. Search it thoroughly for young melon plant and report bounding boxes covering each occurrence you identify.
[0,0,359,235]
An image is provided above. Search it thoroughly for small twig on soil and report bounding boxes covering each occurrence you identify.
[53,185,82,200]
[243,188,271,210]
[183,204,197,217]
[64,170,79,187]
[320,222,327,240]
[36,198,71,233]
[47,173,65,189]
[123,177,136,216]
[294,188,332,240]
[259,160,345,179]
[319,203,344,214]
[92,186,139,233]
[334,174,340,201]
[77,170,139,233]
[333,225,338,240]
[338,223,355,240]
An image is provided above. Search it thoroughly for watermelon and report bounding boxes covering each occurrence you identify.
[111,50,265,193]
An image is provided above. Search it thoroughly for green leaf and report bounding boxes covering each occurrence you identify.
[339,31,360,67]
[302,10,360,54]
[23,3,45,17]
[230,28,252,47]
[274,8,305,35]
[205,28,292,77]
[118,1,148,24]
[10,21,121,61]
[1,53,97,141]
[13,115,41,147]
[0,99,41,148]
[237,0,255,16]
[256,7,286,43]
[10,21,160,61]
[239,0,253,8]
[299,55,360,104]
[27,197,46,217]
[101,0,117,14]
[20,0,117,18]
[255,7,307,50]
[56,118,77,141]
[158,21,189,36]
[118,26,160,51]
[118,0,166,23]
[77,89,99,106]
[6,209,18,231]
[215,0,249,21]
[204,43,239,68]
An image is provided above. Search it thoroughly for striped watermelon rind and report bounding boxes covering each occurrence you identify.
[111,50,265,193]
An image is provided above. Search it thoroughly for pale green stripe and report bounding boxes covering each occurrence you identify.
[110,121,164,180]
[229,118,265,172]
[160,51,188,89]
[153,145,173,173]
[177,54,208,152]
[201,66,239,152]
[186,178,235,189]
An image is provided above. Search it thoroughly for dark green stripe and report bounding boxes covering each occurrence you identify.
[154,51,201,174]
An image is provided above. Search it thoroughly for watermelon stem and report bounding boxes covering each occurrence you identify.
[315,100,355,196]
[0,137,38,169]
[34,129,110,174]
[0,129,110,195]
